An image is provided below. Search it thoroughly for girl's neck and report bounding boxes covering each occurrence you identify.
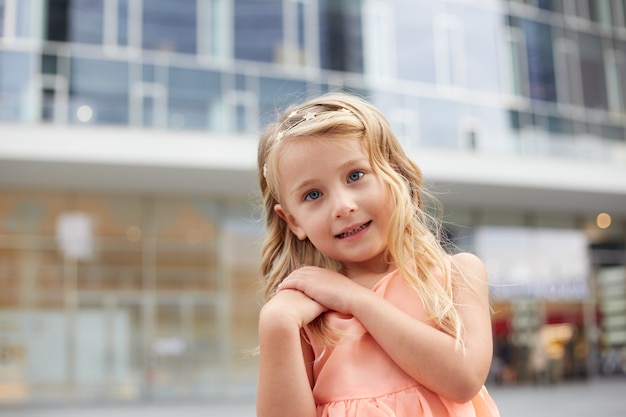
[343,261,396,289]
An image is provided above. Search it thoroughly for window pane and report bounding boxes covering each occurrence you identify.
[579,33,608,110]
[234,0,282,62]
[394,0,436,83]
[70,58,129,124]
[0,51,34,121]
[0,0,4,35]
[461,6,500,92]
[69,0,104,44]
[319,0,364,72]
[523,19,557,102]
[168,67,222,130]
[118,0,129,46]
[143,0,197,53]
[47,0,69,41]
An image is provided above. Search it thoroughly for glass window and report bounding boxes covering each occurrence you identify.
[579,33,608,110]
[554,35,584,106]
[536,0,564,13]
[454,5,500,92]
[319,0,363,72]
[143,0,197,54]
[503,20,530,96]
[587,0,612,25]
[0,0,4,36]
[0,51,34,122]
[234,0,282,63]
[69,0,104,44]
[522,19,557,102]
[46,0,69,41]
[168,67,222,130]
[70,57,129,124]
[418,97,459,149]
[434,14,466,87]
[117,0,129,46]
[394,0,435,83]
[278,0,319,67]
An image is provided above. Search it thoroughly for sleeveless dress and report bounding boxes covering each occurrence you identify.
[303,268,500,417]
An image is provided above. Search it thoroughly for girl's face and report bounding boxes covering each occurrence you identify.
[273,136,396,278]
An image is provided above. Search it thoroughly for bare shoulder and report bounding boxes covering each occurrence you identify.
[450,252,488,286]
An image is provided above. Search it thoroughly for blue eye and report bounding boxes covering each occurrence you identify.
[348,171,364,183]
[305,190,321,201]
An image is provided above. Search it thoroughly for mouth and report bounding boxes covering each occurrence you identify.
[336,221,371,239]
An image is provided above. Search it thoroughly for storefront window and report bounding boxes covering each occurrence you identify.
[0,192,262,403]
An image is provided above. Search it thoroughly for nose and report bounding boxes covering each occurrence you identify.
[331,190,357,219]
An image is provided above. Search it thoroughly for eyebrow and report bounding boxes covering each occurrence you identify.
[289,157,369,197]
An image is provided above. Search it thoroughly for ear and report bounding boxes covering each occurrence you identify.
[274,204,307,240]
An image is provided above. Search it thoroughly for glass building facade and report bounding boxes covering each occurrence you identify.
[0,0,625,404]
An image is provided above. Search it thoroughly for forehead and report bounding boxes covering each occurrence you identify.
[277,135,366,165]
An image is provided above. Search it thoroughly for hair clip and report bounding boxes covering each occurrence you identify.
[263,163,267,178]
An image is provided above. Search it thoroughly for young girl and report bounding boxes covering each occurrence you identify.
[256,93,500,417]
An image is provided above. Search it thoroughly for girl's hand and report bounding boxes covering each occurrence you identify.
[259,287,327,331]
[278,266,370,315]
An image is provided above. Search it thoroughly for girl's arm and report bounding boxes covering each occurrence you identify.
[256,289,324,417]
[278,252,493,403]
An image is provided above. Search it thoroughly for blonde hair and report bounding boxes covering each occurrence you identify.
[257,92,463,344]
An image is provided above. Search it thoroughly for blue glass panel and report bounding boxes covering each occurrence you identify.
[234,0,282,63]
[522,19,557,102]
[70,58,129,124]
[168,67,221,130]
[143,0,197,54]
[69,0,104,44]
[319,0,363,72]
[118,0,129,46]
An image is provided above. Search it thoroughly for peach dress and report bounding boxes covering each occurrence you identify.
[303,269,500,417]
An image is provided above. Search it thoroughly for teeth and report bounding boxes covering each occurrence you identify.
[338,223,368,238]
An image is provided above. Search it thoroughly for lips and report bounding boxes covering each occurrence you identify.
[336,221,371,239]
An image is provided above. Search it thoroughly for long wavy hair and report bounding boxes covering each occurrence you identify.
[257,92,463,345]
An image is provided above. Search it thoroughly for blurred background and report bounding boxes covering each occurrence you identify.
[0,0,625,412]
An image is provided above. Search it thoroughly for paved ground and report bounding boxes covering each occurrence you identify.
[3,377,626,416]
